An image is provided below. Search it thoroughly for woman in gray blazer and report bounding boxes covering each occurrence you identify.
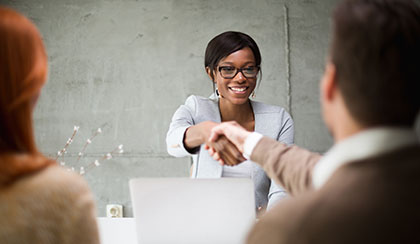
[166,31,294,212]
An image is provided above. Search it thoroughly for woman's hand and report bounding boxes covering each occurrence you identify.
[205,135,246,166]
[183,121,219,151]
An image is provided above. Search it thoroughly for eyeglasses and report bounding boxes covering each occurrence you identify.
[218,66,260,79]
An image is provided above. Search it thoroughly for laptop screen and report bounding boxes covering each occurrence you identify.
[129,178,256,244]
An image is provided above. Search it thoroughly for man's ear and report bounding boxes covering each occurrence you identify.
[206,67,215,82]
[321,62,338,102]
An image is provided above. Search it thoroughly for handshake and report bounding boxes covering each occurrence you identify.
[204,121,253,166]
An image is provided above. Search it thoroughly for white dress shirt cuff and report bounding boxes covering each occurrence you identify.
[243,132,264,160]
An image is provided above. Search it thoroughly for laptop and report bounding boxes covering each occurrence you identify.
[97,217,137,244]
[129,178,256,244]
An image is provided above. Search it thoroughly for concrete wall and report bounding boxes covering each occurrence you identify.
[2,0,419,217]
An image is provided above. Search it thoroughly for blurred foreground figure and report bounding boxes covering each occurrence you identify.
[0,6,99,244]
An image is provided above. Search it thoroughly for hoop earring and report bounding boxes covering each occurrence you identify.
[215,88,220,97]
[251,91,256,99]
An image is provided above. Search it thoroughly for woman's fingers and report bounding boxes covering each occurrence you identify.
[218,148,237,166]
[224,140,246,162]
[207,146,215,156]
[209,136,245,166]
[220,141,242,166]
[211,139,233,165]
[213,151,221,161]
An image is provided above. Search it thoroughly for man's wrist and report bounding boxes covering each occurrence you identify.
[243,132,263,160]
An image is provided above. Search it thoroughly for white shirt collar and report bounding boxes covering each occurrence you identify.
[312,127,419,189]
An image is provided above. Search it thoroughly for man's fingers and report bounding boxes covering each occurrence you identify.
[208,128,224,142]
[212,151,221,161]
[205,144,216,156]
[218,159,225,166]
[208,121,236,142]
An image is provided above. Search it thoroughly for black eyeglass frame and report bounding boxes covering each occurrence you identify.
[217,65,260,79]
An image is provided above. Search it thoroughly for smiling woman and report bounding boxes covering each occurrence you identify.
[166,31,295,213]
[213,47,257,107]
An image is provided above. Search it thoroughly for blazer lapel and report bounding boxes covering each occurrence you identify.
[250,100,265,178]
[196,98,223,178]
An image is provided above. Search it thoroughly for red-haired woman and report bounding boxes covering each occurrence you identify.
[0,7,99,244]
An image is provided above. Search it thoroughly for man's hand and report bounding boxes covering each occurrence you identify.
[205,121,252,165]
[209,121,252,152]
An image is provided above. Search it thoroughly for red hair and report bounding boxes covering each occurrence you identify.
[0,7,54,185]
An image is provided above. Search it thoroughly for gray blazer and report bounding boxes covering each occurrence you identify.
[166,95,294,210]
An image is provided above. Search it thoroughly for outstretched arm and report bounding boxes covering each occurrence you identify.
[208,121,322,196]
[251,136,321,196]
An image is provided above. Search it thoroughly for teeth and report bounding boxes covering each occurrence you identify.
[230,87,246,92]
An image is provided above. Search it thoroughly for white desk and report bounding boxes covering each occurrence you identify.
[97,217,137,244]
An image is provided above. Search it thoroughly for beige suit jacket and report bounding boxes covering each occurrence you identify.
[0,165,99,244]
[247,137,420,244]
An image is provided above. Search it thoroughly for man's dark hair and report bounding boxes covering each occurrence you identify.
[204,31,262,81]
[331,0,420,127]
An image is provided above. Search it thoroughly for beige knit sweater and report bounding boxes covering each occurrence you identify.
[0,165,99,244]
